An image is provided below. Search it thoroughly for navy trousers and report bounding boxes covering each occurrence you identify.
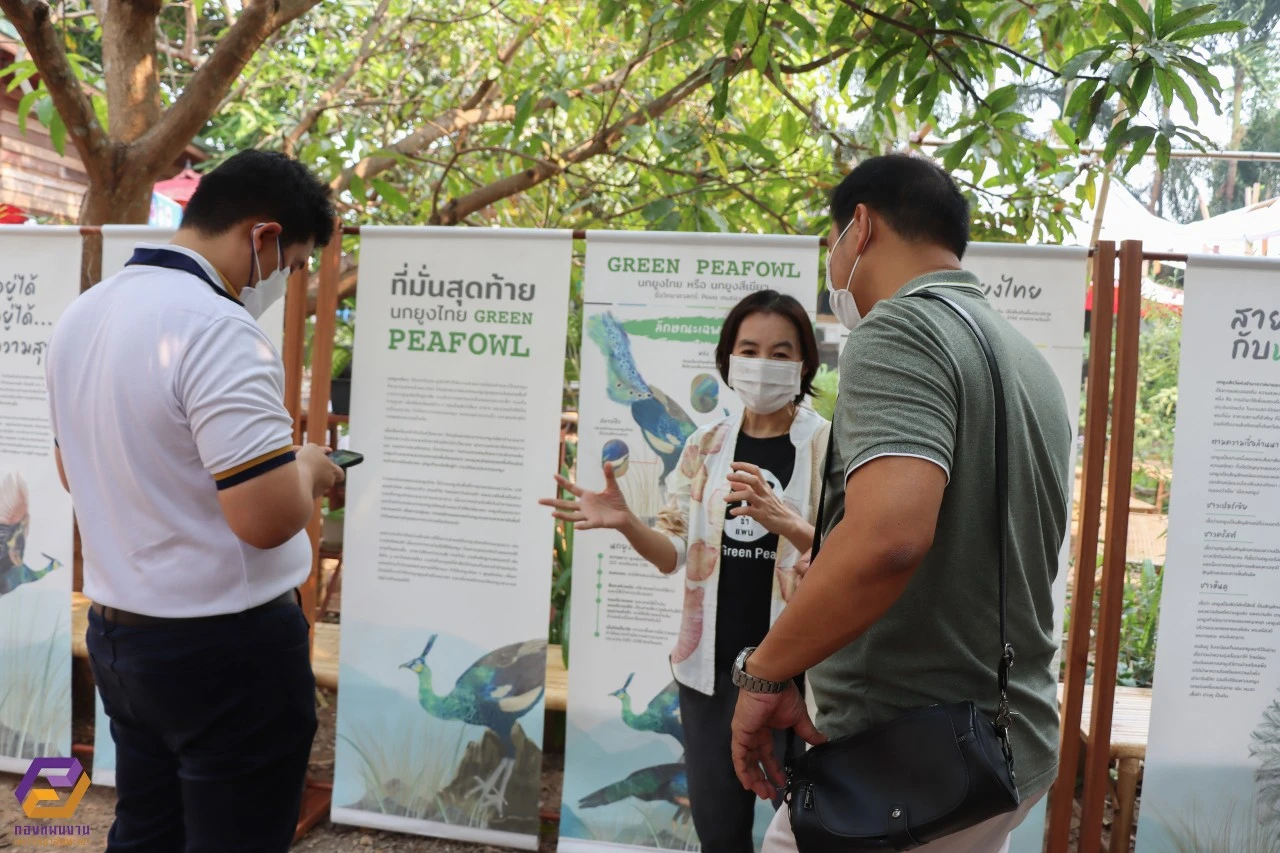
[86,602,317,853]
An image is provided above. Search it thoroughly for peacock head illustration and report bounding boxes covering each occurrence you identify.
[609,673,636,700]
[0,472,30,572]
[400,634,438,673]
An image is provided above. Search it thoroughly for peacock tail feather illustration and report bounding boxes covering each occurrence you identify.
[578,762,689,811]
[587,313,651,403]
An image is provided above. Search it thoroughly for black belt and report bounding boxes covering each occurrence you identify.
[90,589,299,627]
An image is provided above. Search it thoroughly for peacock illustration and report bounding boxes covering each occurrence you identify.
[401,635,546,816]
[0,473,61,599]
[610,673,684,747]
[578,762,691,825]
[1249,692,1280,825]
[587,312,697,484]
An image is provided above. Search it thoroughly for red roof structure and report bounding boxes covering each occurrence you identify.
[153,167,202,208]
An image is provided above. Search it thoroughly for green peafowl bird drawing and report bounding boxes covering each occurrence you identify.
[0,473,61,599]
[587,312,697,485]
[610,673,684,748]
[401,635,546,817]
[579,762,691,825]
[1250,692,1280,827]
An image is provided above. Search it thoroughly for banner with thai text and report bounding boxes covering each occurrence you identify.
[0,227,80,774]
[560,231,818,853]
[331,227,571,849]
[1136,255,1280,851]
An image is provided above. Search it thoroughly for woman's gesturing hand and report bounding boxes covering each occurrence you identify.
[726,462,802,538]
[539,462,632,531]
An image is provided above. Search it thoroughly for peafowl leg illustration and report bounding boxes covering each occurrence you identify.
[468,756,515,818]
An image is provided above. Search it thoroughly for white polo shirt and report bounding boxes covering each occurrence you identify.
[46,244,311,617]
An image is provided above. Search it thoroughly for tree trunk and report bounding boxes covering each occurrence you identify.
[77,152,155,288]
[1148,103,1171,215]
[1223,59,1247,205]
[102,0,164,141]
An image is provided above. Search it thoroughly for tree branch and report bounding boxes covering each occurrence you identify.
[433,52,750,225]
[330,37,657,194]
[0,0,110,174]
[284,0,393,155]
[133,0,324,170]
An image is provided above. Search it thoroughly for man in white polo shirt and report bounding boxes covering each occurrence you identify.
[46,151,344,852]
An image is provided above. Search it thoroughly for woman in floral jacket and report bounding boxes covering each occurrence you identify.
[543,290,830,853]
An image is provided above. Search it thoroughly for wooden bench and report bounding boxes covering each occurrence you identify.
[1060,682,1152,849]
[71,593,568,712]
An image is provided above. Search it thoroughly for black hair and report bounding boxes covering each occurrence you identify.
[181,150,335,249]
[829,153,970,259]
[715,290,819,403]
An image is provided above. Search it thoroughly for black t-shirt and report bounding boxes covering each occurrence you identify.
[714,432,796,674]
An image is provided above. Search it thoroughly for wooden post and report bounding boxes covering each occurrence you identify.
[1047,241,1117,852]
[294,219,343,843]
[1077,240,1144,853]
[304,220,343,631]
[283,266,309,446]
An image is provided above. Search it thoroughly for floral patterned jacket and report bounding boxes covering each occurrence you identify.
[656,406,830,696]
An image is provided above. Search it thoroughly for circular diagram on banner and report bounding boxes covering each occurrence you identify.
[690,373,719,414]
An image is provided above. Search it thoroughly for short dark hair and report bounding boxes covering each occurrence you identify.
[830,153,970,259]
[715,290,819,403]
[181,150,335,249]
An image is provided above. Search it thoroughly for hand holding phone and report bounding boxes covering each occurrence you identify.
[327,450,364,470]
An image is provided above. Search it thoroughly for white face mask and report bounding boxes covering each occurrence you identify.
[729,355,802,415]
[241,228,288,320]
[826,217,869,331]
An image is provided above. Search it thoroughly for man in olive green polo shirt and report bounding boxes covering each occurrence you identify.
[729,154,1072,852]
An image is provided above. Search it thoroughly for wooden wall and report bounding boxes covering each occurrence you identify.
[0,88,90,222]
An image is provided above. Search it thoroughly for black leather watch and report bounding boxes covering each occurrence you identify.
[730,646,787,694]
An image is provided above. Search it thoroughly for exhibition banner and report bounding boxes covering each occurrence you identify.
[331,228,571,849]
[0,227,80,773]
[1136,255,1280,851]
[560,231,818,853]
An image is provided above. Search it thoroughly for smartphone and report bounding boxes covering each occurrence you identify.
[327,450,364,470]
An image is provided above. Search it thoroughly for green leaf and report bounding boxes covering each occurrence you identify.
[826,5,857,45]
[1064,78,1099,119]
[550,90,572,111]
[1128,62,1153,111]
[91,94,108,129]
[943,132,975,172]
[1155,133,1171,171]
[776,4,819,42]
[48,112,67,156]
[986,84,1018,113]
[1084,174,1097,208]
[750,31,772,72]
[919,74,940,118]
[1077,88,1107,139]
[1109,59,1136,87]
[1123,127,1157,173]
[1118,0,1154,37]
[904,43,929,83]
[837,52,858,91]
[349,174,366,202]
[1053,119,1078,148]
[676,0,718,38]
[511,90,535,138]
[6,65,38,93]
[724,3,747,51]
[864,42,909,82]
[1168,21,1246,41]
[724,132,777,164]
[706,141,730,178]
[902,75,929,106]
[1061,49,1104,80]
[370,179,410,213]
[1102,4,1134,40]
[642,198,676,224]
[1168,71,1198,122]
[15,89,39,135]
[1155,69,1173,108]
[1158,4,1215,37]
[874,66,900,111]
[703,206,730,232]
[743,3,760,43]
[34,96,55,128]
[712,76,731,119]
[1154,0,1171,32]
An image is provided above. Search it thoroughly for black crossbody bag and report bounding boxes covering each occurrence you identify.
[785,290,1019,852]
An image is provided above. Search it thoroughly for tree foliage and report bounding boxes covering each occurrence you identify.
[1,0,1245,243]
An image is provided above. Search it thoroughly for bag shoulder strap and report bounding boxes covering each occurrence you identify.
[811,290,1014,732]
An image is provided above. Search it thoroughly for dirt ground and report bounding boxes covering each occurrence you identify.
[1,688,565,853]
[2,683,1123,853]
